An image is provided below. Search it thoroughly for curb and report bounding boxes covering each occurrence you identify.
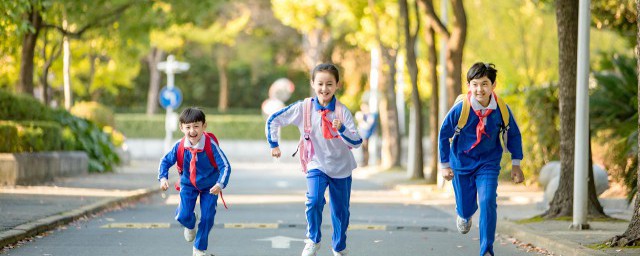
[497,220,610,256]
[0,186,160,249]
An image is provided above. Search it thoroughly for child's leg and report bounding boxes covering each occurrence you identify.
[452,172,478,220]
[328,175,352,252]
[305,169,330,244]
[175,185,199,229]
[194,190,218,251]
[475,171,499,256]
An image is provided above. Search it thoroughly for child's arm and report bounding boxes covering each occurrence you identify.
[265,100,303,149]
[210,138,231,190]
[505,106,524,164]
[158,142,179,189]
[335,108,362,148]
[505,106,524,183]
[438,105,460,168]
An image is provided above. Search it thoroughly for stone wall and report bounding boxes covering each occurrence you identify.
[0,152,88,186]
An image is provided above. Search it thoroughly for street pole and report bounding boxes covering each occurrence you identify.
[571,0,590,230]
[158,55,189,154]
[396,53,406,136]
[437,0,448,188]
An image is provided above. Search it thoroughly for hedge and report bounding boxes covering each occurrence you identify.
[115,113,299,140]
[0,120,63,152]
[0,90,52,121]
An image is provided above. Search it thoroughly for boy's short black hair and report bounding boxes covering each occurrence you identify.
[311,63,340,83]
[179,107,206,124]
[467,62,498,84]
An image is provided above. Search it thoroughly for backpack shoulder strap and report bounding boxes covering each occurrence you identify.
[334,99,344,122]
[455,94,470,133]
[203,132,219,170]
[176,138,185,174]
[494,93,510,128]
[303,97,313,134]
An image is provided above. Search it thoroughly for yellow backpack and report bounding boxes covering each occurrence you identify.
[450,93,511,152]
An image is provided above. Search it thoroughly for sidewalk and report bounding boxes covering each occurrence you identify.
[0,160,160,249]
[361,166,639,256]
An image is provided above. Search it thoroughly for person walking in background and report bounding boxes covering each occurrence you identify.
[158,107,231,256]
[354,101,378,167]
[438,62,524,256]
[265,63,362,256]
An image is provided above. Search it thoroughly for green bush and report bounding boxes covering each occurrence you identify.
[0,89,52,121]
[0,121,63,152]
[116,113,299,140]
[51,109,120,172]
[70,101,115,128]
[0,122,19,152]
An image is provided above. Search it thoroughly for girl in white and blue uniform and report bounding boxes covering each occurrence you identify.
[266,63,362,256]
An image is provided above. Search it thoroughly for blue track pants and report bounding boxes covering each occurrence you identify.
[452,169,499,256]
[175,185,218,251]
[305,169,352,252]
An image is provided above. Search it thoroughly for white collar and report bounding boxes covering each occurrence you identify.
[470,93,497,111]
[183,135,205,150]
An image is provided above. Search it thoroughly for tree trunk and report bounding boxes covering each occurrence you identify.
[445,0,466,106]
[424,0,439,184]
[146,47,164,116]
[62,33,72,110]
[40,30,61,106]
[609,1,640,246]
[19,8,42,96]
[587,131,607,217]
[217,53,229,112]
[368,0,401,169]
[543,0,579,219]
[401,0,424,179]
[379,47,402,169]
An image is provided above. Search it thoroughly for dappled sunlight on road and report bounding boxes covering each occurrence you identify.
[0,186,147,197]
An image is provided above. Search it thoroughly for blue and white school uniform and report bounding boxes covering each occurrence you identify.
[158,136,231,251]
[438,94,523,256]
[266,96,362,252]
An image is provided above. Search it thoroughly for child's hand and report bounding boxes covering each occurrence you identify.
[442,168,454,181]
[271,147,281,158]
[160,178,169,191]
[332,119,342,130]
[210,184,222,195]
[511,166,524,184]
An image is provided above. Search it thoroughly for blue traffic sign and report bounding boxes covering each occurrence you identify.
[159,86,183,109]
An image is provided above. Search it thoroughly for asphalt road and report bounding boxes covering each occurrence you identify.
[3,160,542,256]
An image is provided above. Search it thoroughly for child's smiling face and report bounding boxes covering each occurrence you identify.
[311,71,339,106]
[468,76,496,107]
[180,121,207,146]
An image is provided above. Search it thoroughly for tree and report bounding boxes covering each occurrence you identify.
[367,0,402,169]
[418,0,439,184]
[400,0,424,179]
[418,0,467,107]
[543,0,606,219]
[607,0,640,246]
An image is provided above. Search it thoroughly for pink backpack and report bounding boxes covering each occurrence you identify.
[293,97,344,173]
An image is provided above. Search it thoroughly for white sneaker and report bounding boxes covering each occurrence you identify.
[192,247,207,256]
[301,240,320,256]
[456,215,472,234]
[184,212,199,242]
[333,249,348,256]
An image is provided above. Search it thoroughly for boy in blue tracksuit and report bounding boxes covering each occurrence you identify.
[439,63,524,256]
[158,107,231,256]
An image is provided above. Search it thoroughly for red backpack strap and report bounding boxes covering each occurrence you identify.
[176,137,185,174]
[203,132,219,170]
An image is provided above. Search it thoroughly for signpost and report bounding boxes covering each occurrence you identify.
[157,55,190,154]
